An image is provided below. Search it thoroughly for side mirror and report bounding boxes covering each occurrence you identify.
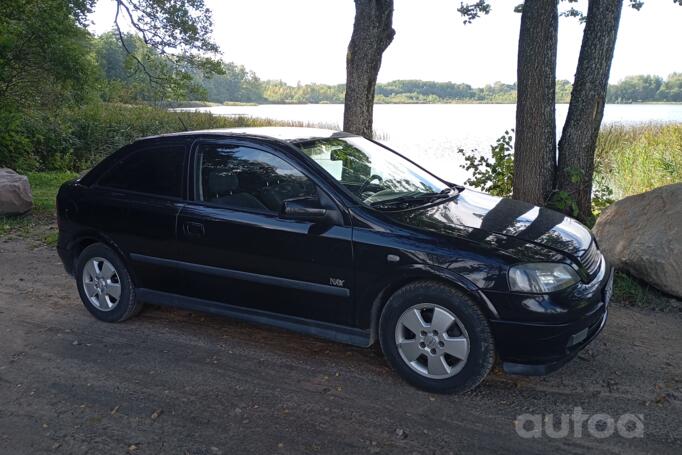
[280,197,328,222]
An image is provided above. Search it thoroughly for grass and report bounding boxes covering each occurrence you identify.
[612,271,681,312]
[596,122,682,199]
[0,171,77,244]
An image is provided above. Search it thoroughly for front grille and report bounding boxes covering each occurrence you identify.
[580,241,602,281]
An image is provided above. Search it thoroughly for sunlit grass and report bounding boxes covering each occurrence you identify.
[596,122,682,199]
[0,171,77,239]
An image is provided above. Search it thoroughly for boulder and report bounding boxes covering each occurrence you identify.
[593,183,682,298]
[0,168,33,216]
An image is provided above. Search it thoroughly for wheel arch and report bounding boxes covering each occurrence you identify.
[366,265,499,346]
[67,231,138,284]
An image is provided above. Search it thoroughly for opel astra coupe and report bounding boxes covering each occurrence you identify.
[56,127,613,393]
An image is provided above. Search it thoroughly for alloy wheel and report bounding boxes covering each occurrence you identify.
[81,257,122,312]
[394,303,470,379]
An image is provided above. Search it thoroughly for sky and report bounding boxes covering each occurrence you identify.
[89,0,682,87]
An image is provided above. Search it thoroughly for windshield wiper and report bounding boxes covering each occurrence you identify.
[370,187,457,209]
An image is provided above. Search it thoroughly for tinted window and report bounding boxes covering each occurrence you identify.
[99,145,185,198]
[196,144,316,212]
[298,137,448,206]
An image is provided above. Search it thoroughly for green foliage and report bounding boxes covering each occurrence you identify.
[0,108,77,172]
[188,73,682,105]
[457,1,491,24]
[556,79,573,103]
[197,63,265,103]
[1,102,331,172]
[607,74,663,103]
[606,73,682,103]
[457,131,514,197]
[0,110,35,171]
[546,167,614,226]
[94,31,205,103]
[548,189,580,218]
[613,271,681,312]
[0,171,77,240]
[590,177,615,218]
[112,0,222,80]
[27,171,79,211]
[0,0,99,109]
[547,167,582,219]
[596,123,682,199]
[456,129,625,223]
[656,73,682,102]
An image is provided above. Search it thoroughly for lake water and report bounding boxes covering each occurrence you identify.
[179,103,682,183]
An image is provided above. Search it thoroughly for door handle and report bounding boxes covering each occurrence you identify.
[183,221,205,238]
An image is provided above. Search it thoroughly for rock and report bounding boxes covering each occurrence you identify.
[593,183,682,298]
[0,168,32,215]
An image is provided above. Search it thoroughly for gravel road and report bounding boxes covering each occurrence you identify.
[0,239,680,454]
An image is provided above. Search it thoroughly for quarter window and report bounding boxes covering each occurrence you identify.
[196,144,317,212]
[99,145,185,198]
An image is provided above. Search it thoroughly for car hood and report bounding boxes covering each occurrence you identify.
[388,189,593,260]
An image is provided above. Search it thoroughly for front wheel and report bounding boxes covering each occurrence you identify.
[379,281,495,394]
[75,243,142,322]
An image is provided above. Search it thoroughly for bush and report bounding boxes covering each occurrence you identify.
[457,129,617,222]
[457,131,514,197]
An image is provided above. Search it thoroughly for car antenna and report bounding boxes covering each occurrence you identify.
[178,116,188,131]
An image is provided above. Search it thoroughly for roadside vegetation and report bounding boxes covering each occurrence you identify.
[0,171,77,245]
[596,123,682,199]
[1,103,336,173]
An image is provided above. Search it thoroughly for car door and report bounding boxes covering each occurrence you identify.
[78,140,188,295]
[175,140,355,326]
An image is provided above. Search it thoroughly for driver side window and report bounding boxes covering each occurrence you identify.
[196,144,318,213]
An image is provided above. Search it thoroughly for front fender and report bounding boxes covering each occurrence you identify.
[359,264,500,346]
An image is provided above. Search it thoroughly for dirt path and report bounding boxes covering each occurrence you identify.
[0,239,680,454]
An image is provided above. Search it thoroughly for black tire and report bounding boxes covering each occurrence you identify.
[379,280,494,394]
[75,243,142,322]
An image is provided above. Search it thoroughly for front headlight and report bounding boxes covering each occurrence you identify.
[508,263,580,293]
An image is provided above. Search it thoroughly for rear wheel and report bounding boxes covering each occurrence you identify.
[379,281,494,393]
[75,243,142,322]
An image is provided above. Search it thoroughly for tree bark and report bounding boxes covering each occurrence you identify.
[557,0,623,222]
[512,0,558,206]
[343,0,395,138]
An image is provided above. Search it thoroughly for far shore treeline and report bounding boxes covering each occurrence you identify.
[93,33,681,106]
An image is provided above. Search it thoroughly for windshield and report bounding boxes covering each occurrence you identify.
[298,136,451,208]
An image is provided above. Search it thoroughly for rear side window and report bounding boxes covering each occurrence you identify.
[99,145,185,198]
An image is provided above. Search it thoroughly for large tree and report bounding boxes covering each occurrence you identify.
[512,1,558,206]
[343,0,395,138]
[0,0,96,108]
[556,0,624,220]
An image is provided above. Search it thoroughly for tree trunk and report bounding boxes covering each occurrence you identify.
[512,0,558,206]
[343,0,395,138]
[557,0,623,222]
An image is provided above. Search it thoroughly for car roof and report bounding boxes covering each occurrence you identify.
[139,126,356,144]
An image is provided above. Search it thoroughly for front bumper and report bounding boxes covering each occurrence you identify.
[488,263,614,375]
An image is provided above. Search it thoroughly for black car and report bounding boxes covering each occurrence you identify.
[56,127,613,393]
